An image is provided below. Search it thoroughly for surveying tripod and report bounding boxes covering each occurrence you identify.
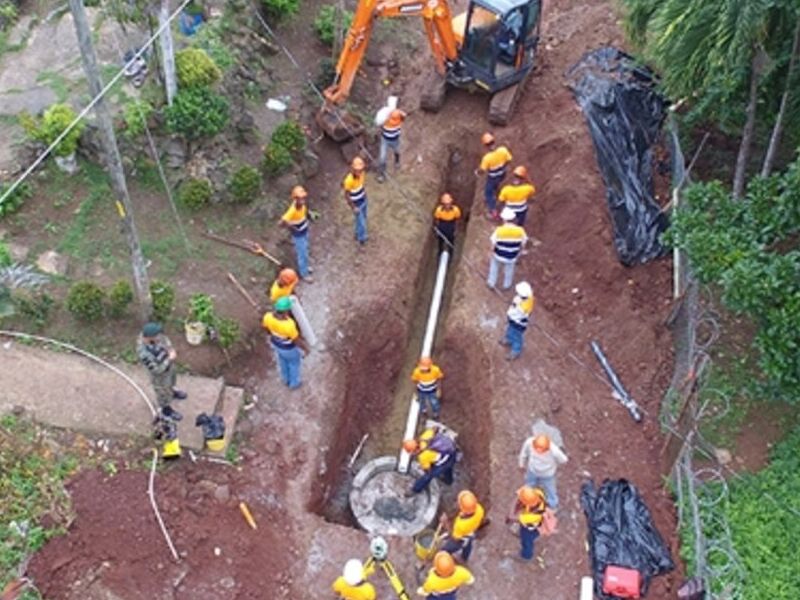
[363,536,412,600]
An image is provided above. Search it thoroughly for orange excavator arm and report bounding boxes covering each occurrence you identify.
[323,0,460,105]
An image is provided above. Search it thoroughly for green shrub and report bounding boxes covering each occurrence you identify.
[66,281,105,321]
[227,165,261,203]
[216,317,240,348]
[0,240,11,267]
[271,120,305,154]
[188,293,216,327]
[0,181,33,219]
[150,280,175,321]
[107,280,133,318]
[262,142,293,177]
[314,5,353,47]
[175,47,222,88]
[19,103,85,157]
[193,25,235,71]
[15,292,55,329]
[261,0,298,21]
[0,1,19,28]
[178,178,213,210]
[121,99,154,138]
[165,87,229,140]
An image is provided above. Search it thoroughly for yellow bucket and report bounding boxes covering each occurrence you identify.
[162,438,182,459]
[414,528,438,561]
[206,438,225,453]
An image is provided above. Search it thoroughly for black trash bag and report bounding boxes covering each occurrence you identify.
[195,412,225,441]
[581,479,674,598]
[567,47,669,266]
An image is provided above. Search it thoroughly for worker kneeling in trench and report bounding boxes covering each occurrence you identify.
[403,426,458,496]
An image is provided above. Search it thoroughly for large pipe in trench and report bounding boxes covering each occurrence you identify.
[398,249,450,474]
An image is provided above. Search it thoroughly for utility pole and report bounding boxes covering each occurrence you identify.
[68,0,152,318]
[159,0,177,104]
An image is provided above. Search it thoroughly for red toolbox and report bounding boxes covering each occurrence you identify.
[602,566,642,598]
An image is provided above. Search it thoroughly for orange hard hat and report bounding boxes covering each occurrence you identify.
[352,156,366,170]
[440,193,454,205]
[419,356,433,368]
[513,165,529,179]
[291,185,307,199]
[481,132,495,146]
[458,490,478,514]
[532,435,550,453]
[402,439,418,453]
[390,109,405,120]
[279,268,298,285]
[518,486,545,509]
[433,551,455,577]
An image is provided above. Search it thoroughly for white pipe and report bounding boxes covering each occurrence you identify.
[579,576,593,600]
[398,250,450,473]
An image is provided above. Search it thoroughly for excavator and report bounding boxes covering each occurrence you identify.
[317,0,543,140]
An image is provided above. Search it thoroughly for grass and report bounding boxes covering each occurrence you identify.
[131,158,164,193]
[56,164,111,261]
[34,70,72,104]
[695,364,754,449]
[141,232,190,278]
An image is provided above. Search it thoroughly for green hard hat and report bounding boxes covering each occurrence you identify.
[142,322,163,337]
[274,296,293,312]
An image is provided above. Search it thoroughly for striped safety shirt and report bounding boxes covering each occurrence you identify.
[281,202,308,236]
[411,365,443,393]
[507,294,535,330]
[490,223,528,262]
[480,146,513,180]
[381,111,404,141]
[498,182,535,213]
[421,566,474,597]
[343,172,367,208]
[261,312,298,349]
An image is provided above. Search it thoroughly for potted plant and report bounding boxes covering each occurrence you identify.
[185,293,216,345]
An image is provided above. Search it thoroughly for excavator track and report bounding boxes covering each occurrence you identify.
[488,49,537,125]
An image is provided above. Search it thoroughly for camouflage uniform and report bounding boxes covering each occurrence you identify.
[137,333,177,408]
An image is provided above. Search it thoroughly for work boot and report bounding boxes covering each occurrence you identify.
[506,353,520,361]
[498,338,510,347]
[302,275,315,283]
[394,155,400,171]
[161,405,183,421]
[377,173,386,183]
[172,389,187,400]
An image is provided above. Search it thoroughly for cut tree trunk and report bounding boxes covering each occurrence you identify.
[733,48,768,199]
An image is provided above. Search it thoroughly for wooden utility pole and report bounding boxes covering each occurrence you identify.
[159,0,177,104]
[68,0,152,318]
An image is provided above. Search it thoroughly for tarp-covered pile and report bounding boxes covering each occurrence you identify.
[567,47,669,266]
[581,479,674,598]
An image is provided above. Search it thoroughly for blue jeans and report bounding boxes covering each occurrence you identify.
[519,525,540,560]
[379,137,400,174]
[292,233,309,278]
[412,453,455,493]
[525,472,559,509]
[417,390,440,417]
[515,206,528,226]
[272,344,302,389]
[354,202,368,243]
[442,535,474,562]
[487,256,516,289]
[504,323,525,358]
[484,176,501,212]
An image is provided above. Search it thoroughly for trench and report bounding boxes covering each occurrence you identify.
[309,145,493,529]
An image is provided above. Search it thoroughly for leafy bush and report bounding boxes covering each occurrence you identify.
[193,24,235,71]
[150,280,175,321]
[216,317,240,348]
[121,99,154,138]
[271,120,305,154]
[0,240,11,267]
[0,181,33,219]
[66,281,105,321]
[20,103,85,157]
[178,178,213,210]
[262,142,293,177]
[0,1,19,29]
[227,165,261,203]
[314,5,353,47]
[15,292,55,329]
[165,87,229,140]
[107,280,133,318]
[175,47,222,88]
[188,293,216,327]
[261,0,298,21]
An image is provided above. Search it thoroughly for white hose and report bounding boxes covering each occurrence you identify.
[148,449,181,561]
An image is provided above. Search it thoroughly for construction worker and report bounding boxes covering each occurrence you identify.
[378,108,406,182]
[261,296,310,389]
[498,166,536,226]
[518,434,568,510]
[280,186,313,282]
[487,207,528,290]
[332,558,376,600]
[417,551,474,598]
[411,356,444,419]
[438,490,486,563]
[404,426,457,495]
[343,156,369,245]
[433,193,462,253]
[501,281,534,360]
[269,268,318,347]
[476,132,512,220]
[137,322,186,421]
[505,486,547,561]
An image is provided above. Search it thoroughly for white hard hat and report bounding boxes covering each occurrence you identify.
[500,207,516,221]
[343,559,364,586]
[515,281,533,297]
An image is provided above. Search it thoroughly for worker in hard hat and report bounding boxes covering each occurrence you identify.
[433,193,462,253]
[487,208,528,290]
[261,296,310,389]
[378,108,406,182]
[269,268,318,347]
[501,281,535,360]
[343,157,369,245]
[417,551,474,598]
[476,132,512,220]
[411,356,444,419]
[404,426,457,495]
[137,322,186,422]
[505,486,547,561]
[332,558,376,600]
[438,490,487,563]
[280,185,313,282]
[498,166,536,226]
[518,433,568,510]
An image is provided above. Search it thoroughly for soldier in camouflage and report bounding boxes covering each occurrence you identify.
[137,322,186,421]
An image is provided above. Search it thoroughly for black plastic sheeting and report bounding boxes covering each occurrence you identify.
[581,479,675,598]
[567,47,669,266]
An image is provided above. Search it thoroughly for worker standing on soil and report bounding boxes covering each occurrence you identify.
[332,559,376,600]
[261,296,310,389]
[280,186,313,282]
[500,281,535,360]
[476,132,513,220]
[438,490,487,563]
[404,426,457,495]
[518,434,568,510]
[417,551,474,598]
[411,356,444,419]
[343,157,369,245]
[378,108,406,182]
[498,166,536,226]
[487,208,528,290]
[137,322,186,421]
[433,193,462,253]
[505,486,547,562]
[269,268,318,347]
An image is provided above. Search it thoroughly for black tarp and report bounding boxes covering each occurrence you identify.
[581,479,675,598]
[567,47,669,266]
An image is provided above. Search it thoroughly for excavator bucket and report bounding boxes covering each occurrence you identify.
[316,103,365,142]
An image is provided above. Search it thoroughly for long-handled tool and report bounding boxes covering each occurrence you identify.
[202,231,282,266]
[226,272,260,313]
